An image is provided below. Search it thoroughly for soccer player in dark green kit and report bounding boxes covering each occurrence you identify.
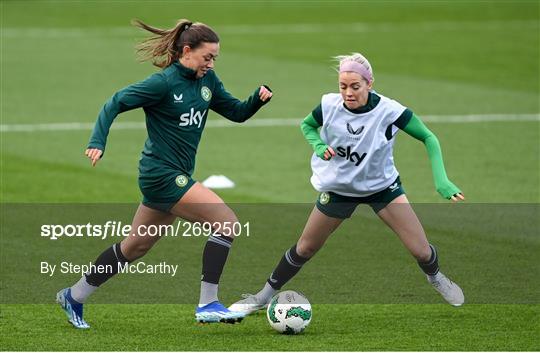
[56,18,273,328]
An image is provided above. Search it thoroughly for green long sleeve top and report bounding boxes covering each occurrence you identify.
[88,62,269,176]
[301,111,461,199]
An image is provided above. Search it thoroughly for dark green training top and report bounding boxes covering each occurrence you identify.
[88,62,268,177]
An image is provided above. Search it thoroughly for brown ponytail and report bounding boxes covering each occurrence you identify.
[132,19,219,69]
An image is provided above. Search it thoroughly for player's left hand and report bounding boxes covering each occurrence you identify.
[436,179,465,202]
[259,85,273,102]
[450,193,466,202]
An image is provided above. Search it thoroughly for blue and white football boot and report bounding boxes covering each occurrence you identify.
[56,288,90,329]
[195,301,245,324]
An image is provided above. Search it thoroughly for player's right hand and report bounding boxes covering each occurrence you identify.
[323,147,336,160]
[315,144,335,160]
[85,148,103,167]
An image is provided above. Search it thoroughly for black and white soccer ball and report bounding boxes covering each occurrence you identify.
[266,290,312,334]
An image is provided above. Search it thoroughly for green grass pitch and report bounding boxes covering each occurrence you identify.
[1,0,539,351]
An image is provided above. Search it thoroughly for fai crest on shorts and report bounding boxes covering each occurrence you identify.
[175,175,189,187]
[319,192,330,205]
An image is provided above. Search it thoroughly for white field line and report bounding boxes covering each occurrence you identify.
[0,114,538,133]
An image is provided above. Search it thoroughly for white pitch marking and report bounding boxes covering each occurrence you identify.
[0,114,538,133]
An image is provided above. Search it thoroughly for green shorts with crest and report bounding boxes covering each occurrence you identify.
[138,172,196,213]
[315,176,405,219]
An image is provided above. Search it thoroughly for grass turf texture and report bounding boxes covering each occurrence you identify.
[1,0,539,351]
[1,304,539,351]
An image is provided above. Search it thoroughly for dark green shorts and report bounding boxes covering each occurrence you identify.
[316,177,405,219]
[138,172,196,213]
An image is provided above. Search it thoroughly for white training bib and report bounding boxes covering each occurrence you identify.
[310,93,406,197]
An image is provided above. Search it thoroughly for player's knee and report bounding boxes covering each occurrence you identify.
[296,240,319,259]
[222,207,239,225]
[122,241,153,261]
[211,209,239,237]
[413,244,432,262]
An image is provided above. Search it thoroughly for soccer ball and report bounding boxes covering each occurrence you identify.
[266,290,312,334]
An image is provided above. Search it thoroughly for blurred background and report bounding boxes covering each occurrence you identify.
[1,2,539,351]
[2,0,538,203]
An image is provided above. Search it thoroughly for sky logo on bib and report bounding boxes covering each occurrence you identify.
[346,123,364,135]
[179,108,207,128]
[201,86,212,101]
[336,146,367,167]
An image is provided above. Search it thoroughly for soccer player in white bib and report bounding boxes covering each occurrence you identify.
[230,53,465,314]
